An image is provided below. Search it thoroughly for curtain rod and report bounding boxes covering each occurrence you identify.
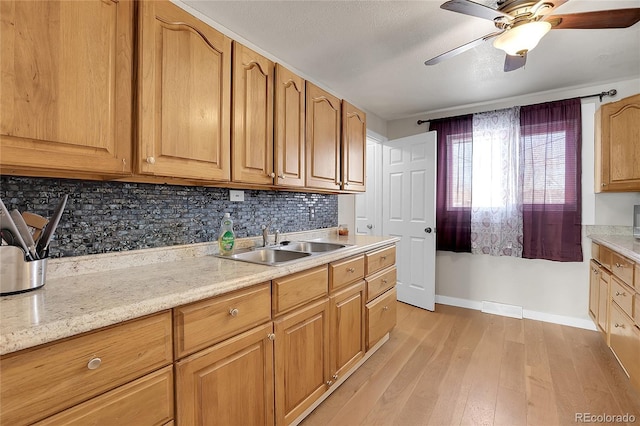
[416,89,618,125]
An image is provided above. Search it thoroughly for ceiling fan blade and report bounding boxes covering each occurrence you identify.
[504,53,527,72]
[548,8,640,29]
[441,0,512,22]
[425,31,503,65]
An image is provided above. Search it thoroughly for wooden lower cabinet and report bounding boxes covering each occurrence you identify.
[366,287,397,350]
[329,281,365,383]
[36,366,174,426]
[274,297,330,425]
[0,312,173,426]
[590,241,640,393]
[610,302,640,390]
[175,322,275,426]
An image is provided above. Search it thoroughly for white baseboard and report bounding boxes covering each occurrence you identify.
[435,295,597,331]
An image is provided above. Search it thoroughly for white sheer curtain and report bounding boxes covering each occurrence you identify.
[470,107,523,257]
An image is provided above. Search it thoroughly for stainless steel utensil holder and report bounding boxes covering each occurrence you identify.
[0,246,47,295]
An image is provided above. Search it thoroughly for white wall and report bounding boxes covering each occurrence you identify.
[386,78,640,329]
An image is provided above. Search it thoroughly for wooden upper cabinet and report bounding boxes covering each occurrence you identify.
[274,64,306,188]
[341,101,366,192]
[306,82,342,191]
[0,0,134,177]
[137,0,231,181]
[595,93,640,192]
[232,42,274,185]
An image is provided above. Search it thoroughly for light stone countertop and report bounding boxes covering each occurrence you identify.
[0,231,399,355]
[588,233,640,263]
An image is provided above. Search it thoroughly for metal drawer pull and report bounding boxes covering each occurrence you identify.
[614,323,625,328]
[267,333,275,341]
[615,291,626,297]
[332,374,338,380]
[327,380,334,386]
[347,267,355,273]
[87,357,102,370]
[229,308,239,317]
[615,263,622,268]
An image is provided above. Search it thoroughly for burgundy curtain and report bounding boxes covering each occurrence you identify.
[520,98,582,262]
[431,115,473,253]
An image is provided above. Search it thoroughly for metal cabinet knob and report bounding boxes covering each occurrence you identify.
[347,268,355,273]
[615,263,622,268]
[278,174,285,179]
[269,173,276,178]
[146,156,156,164]
[87,357,102,370]
[614,323,624,328]
[383,306,389,311]
[326,380,333,386]
[381,279,388,284]
[615,291,626,297]
[229,308,239,317]
[332,374,338,380]
[267,333,275,341]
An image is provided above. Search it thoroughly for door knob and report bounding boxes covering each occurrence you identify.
[367,224,373,229]
[424,227,432,233]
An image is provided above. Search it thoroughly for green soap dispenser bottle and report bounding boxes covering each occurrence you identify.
[218,212,235,255]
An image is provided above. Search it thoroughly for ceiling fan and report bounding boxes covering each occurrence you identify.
[424,0,640,71]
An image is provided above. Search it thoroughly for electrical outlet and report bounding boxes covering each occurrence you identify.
[309,207,315,220]
[229,190,244,202]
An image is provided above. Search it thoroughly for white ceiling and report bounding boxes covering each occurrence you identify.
[181,0,640,121]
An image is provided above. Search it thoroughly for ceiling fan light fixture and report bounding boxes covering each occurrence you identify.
[492,21,552,55]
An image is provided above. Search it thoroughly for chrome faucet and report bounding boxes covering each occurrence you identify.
[261,219,274,247]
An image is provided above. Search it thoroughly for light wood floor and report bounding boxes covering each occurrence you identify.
[301,302,640,426]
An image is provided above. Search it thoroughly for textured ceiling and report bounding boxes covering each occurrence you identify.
[181,0,640,121]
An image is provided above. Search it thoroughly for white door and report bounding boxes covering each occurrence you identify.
[356,138,382,236]
[383,132,436,311]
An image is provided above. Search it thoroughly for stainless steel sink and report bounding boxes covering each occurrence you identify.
[223,247,311,266]
[279,241,347,253]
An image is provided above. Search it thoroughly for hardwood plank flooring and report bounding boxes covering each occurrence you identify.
[301,303,640,426]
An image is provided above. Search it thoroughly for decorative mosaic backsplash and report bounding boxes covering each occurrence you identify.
[0,176,338,258]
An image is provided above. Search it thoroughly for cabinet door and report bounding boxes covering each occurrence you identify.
[597,270,610,339]
[595,93,640,192]
[176,322,274,426]
[138,0,231,181]
[274,64,305,187]
[232,42,274,185]
[274,298,330,425]
[306,82,341,191]
[330,281,365,383]
[366,287,397,350]
[589,260,600,323]
[341,101,366,192]
[0,0,133,176]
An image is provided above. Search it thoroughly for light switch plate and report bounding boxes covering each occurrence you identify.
[229,190,244,202]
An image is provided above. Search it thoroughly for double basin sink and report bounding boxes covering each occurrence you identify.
[218,241,350,266]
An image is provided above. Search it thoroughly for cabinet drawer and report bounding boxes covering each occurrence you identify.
[273,265,328,316]
[611,277,634,319]
[36,365,174,426]
[609,303,640,388]
[365,245,396,275]
[174,283,271,358]
[329,255,364,292]
[366,267,396,302]
[366,287,397,350]
[0,311,173,426]
[611,252,634,287]
[598,245,612,271]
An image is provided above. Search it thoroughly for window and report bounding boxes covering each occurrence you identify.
[433,98,582,262]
